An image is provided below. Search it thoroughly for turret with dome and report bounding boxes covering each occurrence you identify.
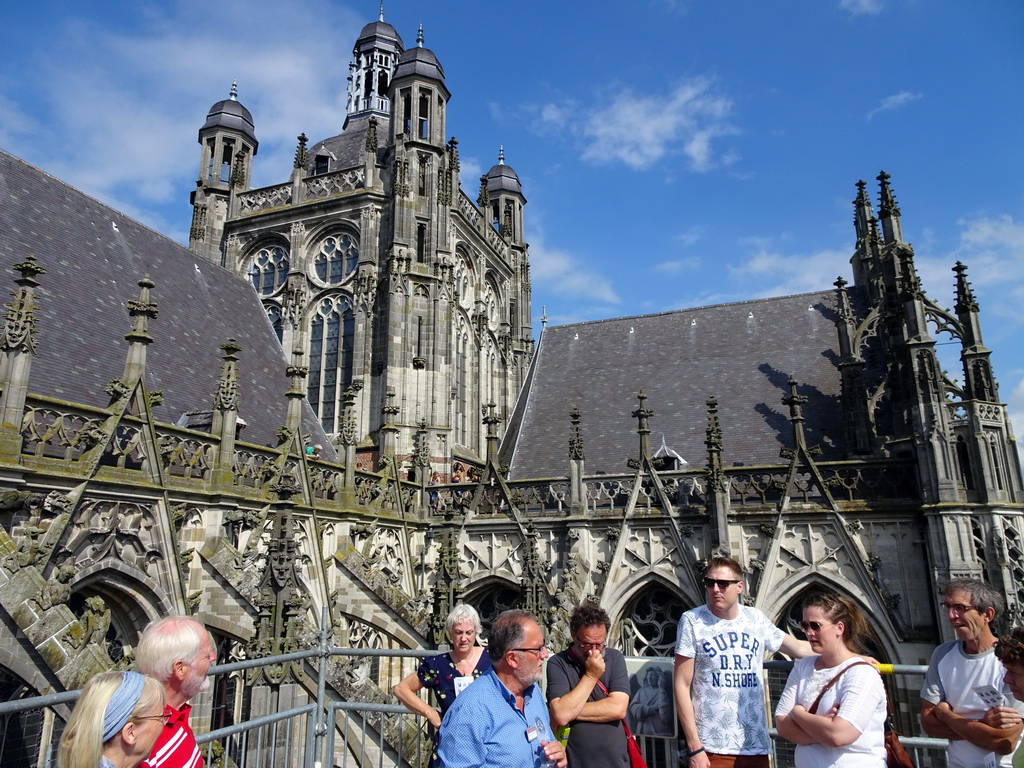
[186,6,533,482]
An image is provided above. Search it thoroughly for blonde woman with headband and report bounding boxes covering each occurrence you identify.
[775,592,886,767]
[58,670,166,768]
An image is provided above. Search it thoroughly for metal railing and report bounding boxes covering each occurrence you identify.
[0,644,949,768]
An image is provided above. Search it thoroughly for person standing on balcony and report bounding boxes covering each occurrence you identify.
[546,603,631,768]
[674,555,812,768]
[438,609,566,768]
[920,578,1024,768]
[394,604,492,768]
[135,616,217,768]
[995,627,1024,768]
[774,591,886,766]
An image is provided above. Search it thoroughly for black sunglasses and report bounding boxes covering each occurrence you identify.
[800,621,829,632]
[703,577,740,590]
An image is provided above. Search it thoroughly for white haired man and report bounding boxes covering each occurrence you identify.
[921,578,1024,768]
[439,609,567,768]
[135,615,217,768]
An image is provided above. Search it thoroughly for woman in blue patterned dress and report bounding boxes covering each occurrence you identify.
[394,604,491,767]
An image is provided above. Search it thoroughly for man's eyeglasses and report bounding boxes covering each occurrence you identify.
[941,602,978,616]
[574,640,606,651]
[703,577,740,590]
[513,645,547,656]
[133,713,172,726]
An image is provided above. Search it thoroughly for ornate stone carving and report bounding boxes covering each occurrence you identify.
[61,500,163,575]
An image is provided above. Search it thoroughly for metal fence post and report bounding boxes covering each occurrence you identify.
[309,604,330,768]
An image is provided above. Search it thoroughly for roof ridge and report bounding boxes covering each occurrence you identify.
[546,290,836,331]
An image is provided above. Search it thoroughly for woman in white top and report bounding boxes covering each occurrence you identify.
[775,591,887,767]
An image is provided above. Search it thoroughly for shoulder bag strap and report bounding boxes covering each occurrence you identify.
[595,677,637,738]
[808,660,874,715]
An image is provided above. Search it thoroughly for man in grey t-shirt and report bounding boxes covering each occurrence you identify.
[547,603,631,768]
[920,578,1024,768]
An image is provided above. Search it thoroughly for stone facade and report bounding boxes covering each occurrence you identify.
[0,8,1022,768]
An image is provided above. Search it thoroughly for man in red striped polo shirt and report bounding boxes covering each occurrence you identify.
[136,616,217,768]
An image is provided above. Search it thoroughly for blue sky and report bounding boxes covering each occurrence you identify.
[2,1,1023,425]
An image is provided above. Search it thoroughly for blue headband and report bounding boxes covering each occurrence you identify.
[102,671,146,742]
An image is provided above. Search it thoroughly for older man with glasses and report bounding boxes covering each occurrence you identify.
[439,609,566,768]
[921,578,1024,768]
[674,555,811,768]
[547,603,631,768]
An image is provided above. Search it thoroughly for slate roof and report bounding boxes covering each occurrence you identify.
[486,161,523,198]
[200,95,258,150]
[393,45,446,84]
[310,115,389,172]
[0,150,331,454]
[501,292,849,479]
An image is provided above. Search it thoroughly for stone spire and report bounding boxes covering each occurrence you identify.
[704,396,730,549]
[632,390,654,460]
[121,276,158,385]
[211,339,241,488]
[293,133,309,170]
[0,255,45,445]
[568,406,586,511]
[953,261,997,402]
[483,402,501,463]
[477,174,489,209]
[285,348,309,438]
[834,277,873,455]
[877,170,903,244]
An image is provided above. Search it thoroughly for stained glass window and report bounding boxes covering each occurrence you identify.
[249,246,289,296]
[314,235,359,284]
[308,297,355,432]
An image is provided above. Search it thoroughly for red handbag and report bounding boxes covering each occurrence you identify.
[596,678,649,768]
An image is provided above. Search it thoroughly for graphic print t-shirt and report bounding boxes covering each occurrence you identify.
[675,604,784,754]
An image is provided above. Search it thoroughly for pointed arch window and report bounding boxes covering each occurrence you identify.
[308,297,355,432]
[266,304,283,342]
[419,93,430,140]
[249,246,289,296]
[988,432,1006,491]
[314,235,359,284]
[454,329,469,444]
[615,585,688,657]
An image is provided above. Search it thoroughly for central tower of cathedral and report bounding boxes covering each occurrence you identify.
[188,10,533,477]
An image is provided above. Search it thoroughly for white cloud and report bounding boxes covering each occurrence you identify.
[952,214,1024,326]
[840,0,884,16]
[867,91,923,120]
[526,226,619,306]
[655,227,704,273]
[959,213,1024,257]
[458,159,484,197]
[1007,372,1024,436]
[907,214,1024,328]
[675,226,704,247]
[654,257,701,275]
[727,241,850,298]
[532,77,737,172]
[2,0,360,237]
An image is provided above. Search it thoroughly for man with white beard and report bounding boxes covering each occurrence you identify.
[439,609,567,768]
[135,616,217,768]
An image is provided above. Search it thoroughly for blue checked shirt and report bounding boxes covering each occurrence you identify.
[438,668,556,768]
